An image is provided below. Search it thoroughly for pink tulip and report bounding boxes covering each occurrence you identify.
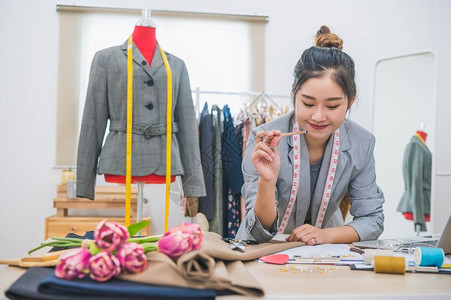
[116,242,147,273]
[182,223,203,250]
[94,220,130,252]
[89,251,121,282]
[55,247,91,280]
[158,223,203,258]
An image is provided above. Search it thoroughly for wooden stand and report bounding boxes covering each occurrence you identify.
[45,185,150,238]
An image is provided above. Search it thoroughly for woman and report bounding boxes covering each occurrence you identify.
[236,26,384,245]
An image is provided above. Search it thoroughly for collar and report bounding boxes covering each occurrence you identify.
[120,38,165,77]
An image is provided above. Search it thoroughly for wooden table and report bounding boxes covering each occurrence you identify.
[2,262,450,299]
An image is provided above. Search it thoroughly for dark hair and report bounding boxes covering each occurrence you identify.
[292,25,356,108]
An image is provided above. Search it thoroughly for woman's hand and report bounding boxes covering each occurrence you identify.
[286,224,329,245]
[251,130,282,184]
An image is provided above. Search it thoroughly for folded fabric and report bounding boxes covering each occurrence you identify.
[120,220,305,297]
[6,267,217,300]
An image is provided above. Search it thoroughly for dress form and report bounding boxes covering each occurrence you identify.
[104,10,175,186]
[103,10,174,226]
[403,123,430,236]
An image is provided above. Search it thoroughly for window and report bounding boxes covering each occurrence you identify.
[56,6,267,166]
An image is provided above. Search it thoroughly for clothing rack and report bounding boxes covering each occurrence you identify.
[192,87,290,117]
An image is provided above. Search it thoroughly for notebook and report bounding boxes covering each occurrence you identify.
[353,215,451,254]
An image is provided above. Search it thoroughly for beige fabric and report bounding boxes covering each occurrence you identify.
[120,214,304,297]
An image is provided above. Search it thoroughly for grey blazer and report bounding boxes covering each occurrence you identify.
[397,135,432,231]
[236,112,384,242]
[76,39,206,200]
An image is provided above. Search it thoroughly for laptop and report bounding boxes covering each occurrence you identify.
[353,215,451,254]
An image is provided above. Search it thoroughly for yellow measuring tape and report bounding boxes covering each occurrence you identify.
[159,45,173,232]
[126,36,133,227]
[126,37,172,230]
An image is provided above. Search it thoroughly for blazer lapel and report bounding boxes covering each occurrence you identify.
[331,124,350,197]
[120,39,165,78]
[149,44,165,76]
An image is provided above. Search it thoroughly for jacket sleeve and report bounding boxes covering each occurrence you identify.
[346,136,385,240]
[76,51,109,200]
[174,62,206,197]
[236,129,279,242]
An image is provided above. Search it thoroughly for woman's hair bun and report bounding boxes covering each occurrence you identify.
[314,25,343,50]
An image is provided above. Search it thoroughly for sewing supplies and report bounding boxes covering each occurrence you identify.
[223,238,258,251]
[414,247,444,267]
[278,122,340,233]
[349,247,364,255]
[292,255,340,263]
[279,265,336,274]
[373,256,406,274]
[260,254,290,265]
[363,249,394,265]
[280,130,308,137]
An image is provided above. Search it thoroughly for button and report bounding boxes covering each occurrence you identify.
[145,103,154,110]
[141,60,147,65]
[144,78,154,86]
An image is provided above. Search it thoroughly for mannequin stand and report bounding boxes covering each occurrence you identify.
[137,182,144,223]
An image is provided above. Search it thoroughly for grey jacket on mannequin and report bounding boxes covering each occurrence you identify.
[236,112,384,242]
[76,39,206,200]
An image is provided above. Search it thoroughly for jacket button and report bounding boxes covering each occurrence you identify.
[145,103,154,110]
[141,60,147,65]
[144,78,154,86]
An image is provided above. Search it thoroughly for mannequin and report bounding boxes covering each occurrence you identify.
[104,12,175,185]
[397,123,432,234]
[76,7,206,210]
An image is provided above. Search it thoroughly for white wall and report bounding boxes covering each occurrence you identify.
[1,0,450,258]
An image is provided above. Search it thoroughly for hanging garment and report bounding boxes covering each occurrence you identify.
[397,135,432,231]
[209,105,223,235]
[76,39,206,200]
[236,112,385,242]
[221,105,244,237]
[198,103,215,220]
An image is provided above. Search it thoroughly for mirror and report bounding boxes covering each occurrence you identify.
[372,52,435,239]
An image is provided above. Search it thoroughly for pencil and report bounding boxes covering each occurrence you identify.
[281,130,307,137]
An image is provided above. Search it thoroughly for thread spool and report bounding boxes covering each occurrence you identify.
[414,247,444,267]
[373,256,405,274]
[364,249,394,265]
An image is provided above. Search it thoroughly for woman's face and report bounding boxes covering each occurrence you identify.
[295,74,354,145]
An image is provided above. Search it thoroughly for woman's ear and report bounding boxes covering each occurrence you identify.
[348,97,356,109]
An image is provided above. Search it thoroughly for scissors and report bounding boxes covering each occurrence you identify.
[223,238,259,251]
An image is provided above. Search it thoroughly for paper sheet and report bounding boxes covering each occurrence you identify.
[275,244,364,264]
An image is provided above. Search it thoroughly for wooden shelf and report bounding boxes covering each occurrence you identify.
[45,184,150,238]
[45,216,150,238]
[54,185,139,217]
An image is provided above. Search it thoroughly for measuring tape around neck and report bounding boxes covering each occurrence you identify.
[126,37,173,230]
[278,122,340,233]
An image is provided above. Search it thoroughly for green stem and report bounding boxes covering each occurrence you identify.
[142,243,158,253]
[50,237,84,243]
[127,235,162,244]
[28,241,82,255]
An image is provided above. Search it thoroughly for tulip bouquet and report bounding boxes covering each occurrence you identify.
[28,220,203,282]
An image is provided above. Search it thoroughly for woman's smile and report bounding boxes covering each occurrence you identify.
[308,122,329,131]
